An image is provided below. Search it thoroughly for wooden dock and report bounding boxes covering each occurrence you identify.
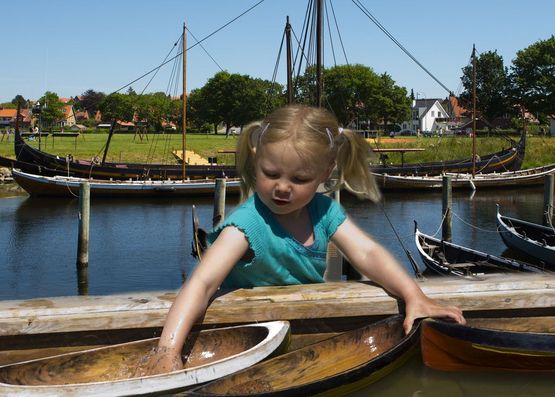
[0,273,554,337]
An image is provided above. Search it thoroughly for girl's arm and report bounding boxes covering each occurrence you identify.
[145,226,249,374]
[331,217,465,334]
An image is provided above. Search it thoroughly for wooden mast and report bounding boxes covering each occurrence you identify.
[472,44,477,178]
[315,0,323,107]
[182,21,187,181]
[285,16,294,104]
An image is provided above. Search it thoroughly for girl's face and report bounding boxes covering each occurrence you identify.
[254,140,331,218]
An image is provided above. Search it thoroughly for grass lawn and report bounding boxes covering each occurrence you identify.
[1,132,554,169]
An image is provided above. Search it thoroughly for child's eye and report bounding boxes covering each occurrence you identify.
[292,176,311,184]
[263,170,279,179]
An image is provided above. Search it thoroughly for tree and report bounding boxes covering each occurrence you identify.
[11,95,27,108]
[98,93,133,122]
[459,50,513,126]
[321,64,382,126]
[77,89,106,116]
[375,73,411,131]
[37,91,65,131]
[510,36,555,123]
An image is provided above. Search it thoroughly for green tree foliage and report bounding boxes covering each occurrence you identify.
[11,95,27,109]
[37,91,65,131]
[459,50,513,125]
[77,89,106,116]
[375,73,411,131]
[98,93,134,122]
[510,36,555,122]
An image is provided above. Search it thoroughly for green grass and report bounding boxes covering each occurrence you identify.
[1,132,554,169]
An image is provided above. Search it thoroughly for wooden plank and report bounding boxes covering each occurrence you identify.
[0,274,554,336]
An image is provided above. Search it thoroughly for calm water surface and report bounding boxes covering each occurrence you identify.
[0,185,552,395]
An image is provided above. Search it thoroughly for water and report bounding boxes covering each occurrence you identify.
[0,185,553,395]
[0,187,548,300]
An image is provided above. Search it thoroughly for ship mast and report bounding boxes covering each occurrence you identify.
[182,21,187,181]
[472,44,477,178]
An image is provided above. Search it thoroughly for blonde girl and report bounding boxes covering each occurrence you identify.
[147,104,464,374]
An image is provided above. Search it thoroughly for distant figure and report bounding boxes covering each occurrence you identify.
[142,104,466,375]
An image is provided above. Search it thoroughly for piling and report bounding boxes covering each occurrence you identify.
[544,174,554,226]
[212,178,226,228]
[442,175,452,242]
[76,182,90,268]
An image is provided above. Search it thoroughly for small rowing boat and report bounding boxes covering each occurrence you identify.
[414,223,544,279]
[0,321,290,396]
[421,316,555,372]
[186,315,419,397]
[496,205,555,266]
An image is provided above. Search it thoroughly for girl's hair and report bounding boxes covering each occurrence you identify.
[236,104,381,202]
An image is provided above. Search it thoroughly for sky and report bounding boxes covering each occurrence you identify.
[1,0,553,103]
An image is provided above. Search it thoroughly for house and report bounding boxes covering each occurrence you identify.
[399,98,450,135]
[0,108,29,129]
[60,105,76,128]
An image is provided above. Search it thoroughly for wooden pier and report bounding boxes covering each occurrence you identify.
[0,273,554,337]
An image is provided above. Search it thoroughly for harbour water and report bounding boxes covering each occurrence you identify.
[0,185,553,395]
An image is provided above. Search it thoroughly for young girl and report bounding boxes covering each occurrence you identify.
[147,104,465,374]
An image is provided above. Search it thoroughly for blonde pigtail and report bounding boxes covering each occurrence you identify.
[235,122,262,201]
[335,129,381,202]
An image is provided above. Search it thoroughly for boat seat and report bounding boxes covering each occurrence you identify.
[447,262,477,269]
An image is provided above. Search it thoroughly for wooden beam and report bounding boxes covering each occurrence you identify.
[0,273,554,336]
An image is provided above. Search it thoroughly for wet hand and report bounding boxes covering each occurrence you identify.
[135,346,183,377]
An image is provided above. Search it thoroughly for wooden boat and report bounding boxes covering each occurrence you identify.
[186,315,419,397]
[414,223,545,279]
[421,316,555,372]
[14,128,238,180]
[496,205,555,266]
[11,169,241,198]
[0,321,290,397]
[371,132,525,176]
[374,163,555,191]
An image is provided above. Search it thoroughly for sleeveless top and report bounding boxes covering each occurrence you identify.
[207,193,346,288]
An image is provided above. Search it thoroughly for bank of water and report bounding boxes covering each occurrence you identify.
[0,185,552,395]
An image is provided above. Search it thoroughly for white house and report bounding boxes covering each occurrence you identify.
[399,99,450,135]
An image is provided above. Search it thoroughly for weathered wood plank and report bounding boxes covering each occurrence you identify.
[0,274,553,336]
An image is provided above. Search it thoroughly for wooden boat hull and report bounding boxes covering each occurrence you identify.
[14,129,237,180]
[374,163,555,191]
[371,133,525,176]
[187,315,419,397]
[496,206,555,266]
[0,321,290,396]
[12,169,241,198]
[421,316,555,372]
[414,224,544,279]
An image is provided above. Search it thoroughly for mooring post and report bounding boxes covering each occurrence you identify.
[442,175,452,242]
[325,186,345,281]
[212,178,226,228]
[544,174,554,226]
[76,182,90,268]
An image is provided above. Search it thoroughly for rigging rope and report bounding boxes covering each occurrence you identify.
[351,0,453,95]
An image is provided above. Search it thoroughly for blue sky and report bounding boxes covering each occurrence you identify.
[1,0,553,103]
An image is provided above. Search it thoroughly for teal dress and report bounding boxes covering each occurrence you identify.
[207,193,346,288]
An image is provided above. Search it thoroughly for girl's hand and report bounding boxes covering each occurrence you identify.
[403,295,465,335]
[135,346,183,377]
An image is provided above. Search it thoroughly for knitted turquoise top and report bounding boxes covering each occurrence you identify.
[207,193,346,288]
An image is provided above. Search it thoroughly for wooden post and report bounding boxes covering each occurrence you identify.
[442,175,452,242]
[76,182,90,268]
[544,174,554,226]
[212,178,226,228]
[325,187,345,281]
